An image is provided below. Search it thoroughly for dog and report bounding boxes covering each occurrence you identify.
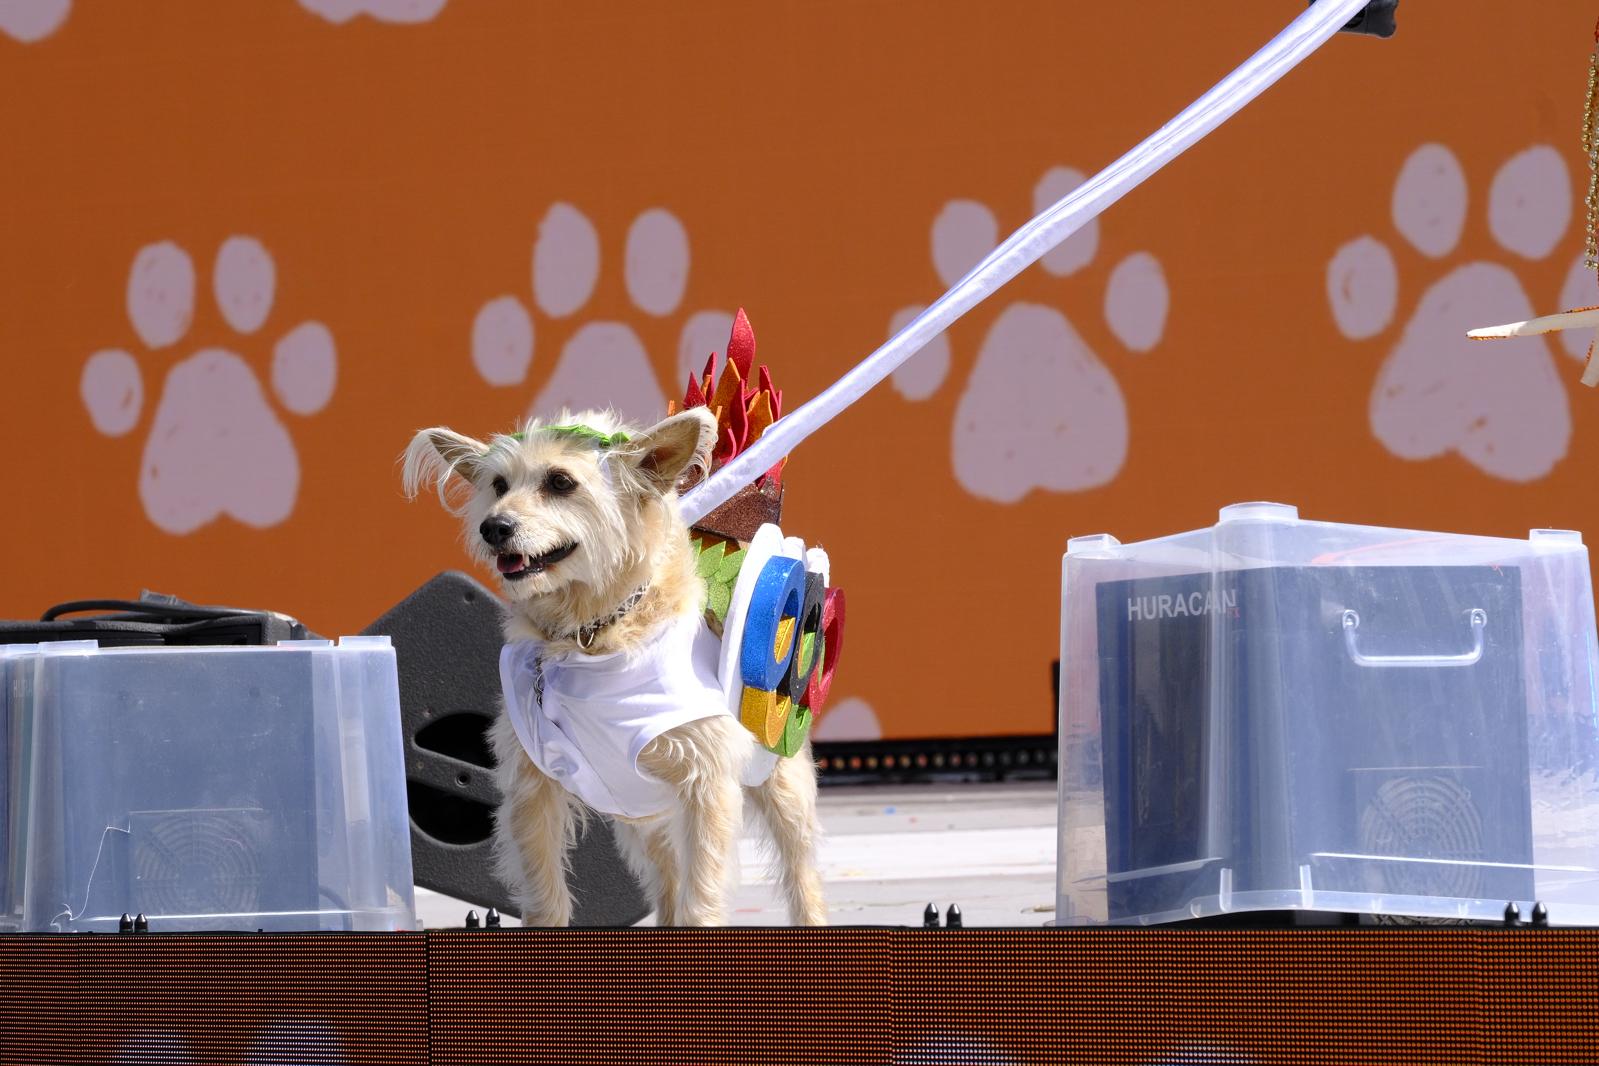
[404,407,827,927]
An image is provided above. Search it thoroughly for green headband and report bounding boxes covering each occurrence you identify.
[509,424,631,448]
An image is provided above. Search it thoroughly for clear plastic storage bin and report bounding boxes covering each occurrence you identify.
[0,636,415,933]
[0,643,39,931]
[1057,503,1599,926]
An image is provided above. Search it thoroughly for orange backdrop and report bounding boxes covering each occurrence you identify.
[2,0,1595,741]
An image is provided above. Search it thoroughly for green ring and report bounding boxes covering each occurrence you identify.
[509,425,631,448]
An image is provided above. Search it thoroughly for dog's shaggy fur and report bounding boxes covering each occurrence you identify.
[404,408,826,927]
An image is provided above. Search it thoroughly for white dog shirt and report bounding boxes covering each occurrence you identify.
[499,614,777,819]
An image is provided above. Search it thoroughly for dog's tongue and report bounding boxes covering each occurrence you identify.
[497,554,527,575]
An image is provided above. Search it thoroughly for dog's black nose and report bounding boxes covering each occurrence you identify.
[480,514,517,549]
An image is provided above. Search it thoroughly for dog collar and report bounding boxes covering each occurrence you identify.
[562,584,652,651]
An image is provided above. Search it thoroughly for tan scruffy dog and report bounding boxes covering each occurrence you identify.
[404,407,826,927]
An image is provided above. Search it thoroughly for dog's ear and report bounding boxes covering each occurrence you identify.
[624,408,717,492]
[402,427,490,500]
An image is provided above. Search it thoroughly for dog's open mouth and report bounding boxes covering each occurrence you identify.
[497,542,578,580]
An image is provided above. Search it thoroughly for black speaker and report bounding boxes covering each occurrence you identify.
[363,571,649,927]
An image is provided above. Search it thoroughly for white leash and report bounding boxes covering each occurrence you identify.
[681,0,1374,525]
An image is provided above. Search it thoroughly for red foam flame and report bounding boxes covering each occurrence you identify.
[676,308,787,488]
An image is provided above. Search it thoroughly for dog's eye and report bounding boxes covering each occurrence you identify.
[491,476,509,497]
[544,469,577,496]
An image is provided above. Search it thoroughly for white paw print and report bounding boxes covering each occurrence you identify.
[891,1037,1017,1065]
[1327,143,1578,482]
[1,0,449,39]
[297,0,447,23]
[471,203,734,425]
[81,238,338,534]
[112,1033,192,1065]
[810,697,882,742]
[0,0,71,42]
[887,167,1171,504]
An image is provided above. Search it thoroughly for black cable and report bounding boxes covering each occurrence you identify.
[38,598,297,623]
[40,598,259,622]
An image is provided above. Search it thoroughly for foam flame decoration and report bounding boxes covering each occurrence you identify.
[670,309,788,486]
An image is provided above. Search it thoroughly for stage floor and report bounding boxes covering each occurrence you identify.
[414,781,1058,927]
